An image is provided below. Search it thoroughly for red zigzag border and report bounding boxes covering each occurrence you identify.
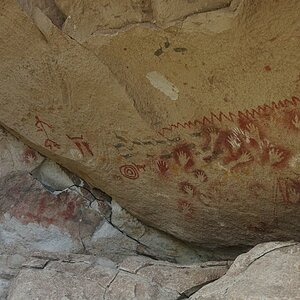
[158,96,300,137]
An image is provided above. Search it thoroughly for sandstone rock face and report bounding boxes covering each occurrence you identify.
[54,0,232,42]
[191,241,300,299]
[0,0,300,248]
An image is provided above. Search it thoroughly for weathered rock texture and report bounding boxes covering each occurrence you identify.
[0,0,300,248]
[191,241,300,299]
[1,252,229,299]
[1,127,212,264]
[1,242,298,299]
[53,0,232,42]
[17,0,66,27]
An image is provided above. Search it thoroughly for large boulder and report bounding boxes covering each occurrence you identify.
[0,0,299,248]
[191,241,300,299]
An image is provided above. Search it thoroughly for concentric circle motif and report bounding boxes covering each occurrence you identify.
[119,165,139,180]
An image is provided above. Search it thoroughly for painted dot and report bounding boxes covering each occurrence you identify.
[264,65,272,72]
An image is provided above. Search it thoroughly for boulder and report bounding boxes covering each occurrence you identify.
[0,0,299,248]
[191,241,300,299]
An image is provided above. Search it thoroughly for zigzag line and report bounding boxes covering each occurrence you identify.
[157,96,300,137]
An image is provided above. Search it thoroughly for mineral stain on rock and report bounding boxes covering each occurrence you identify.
[146,71,179,100]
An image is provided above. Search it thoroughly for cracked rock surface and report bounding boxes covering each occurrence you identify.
[0,127,233,299]
[1,127,218,264]
[1,252,229,300]
[1,242,299,299]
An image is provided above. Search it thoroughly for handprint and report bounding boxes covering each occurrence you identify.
[193,169,208,182]
[228,152,253,170]
[245,123,260,141]
[232,127,251,144]
[227,134,241,150]
[269,116,278,127]
[287,187,300,204]
[184,186,194,196]
[245,123,257,133]
[157,160,169,175]
[292,115,300,129]
[177,200,194,218]
[288,154,300,174]
[177,151,190,167]
[181,183,195,196]
[268,148,284,165]
[237,152,253,164]
[259,138,273,151]
[22,150,36,164]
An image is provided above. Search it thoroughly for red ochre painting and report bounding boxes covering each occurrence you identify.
[116,96,300,218]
